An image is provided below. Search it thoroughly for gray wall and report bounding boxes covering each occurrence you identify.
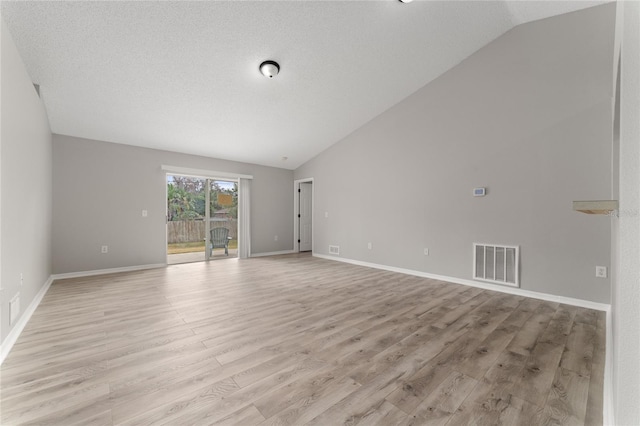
[612,1,640,424]
[1,19,53,344]
[295,4,615,303]
[52,135,293,274]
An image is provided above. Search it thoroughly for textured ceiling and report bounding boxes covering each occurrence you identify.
[1,0,610,169]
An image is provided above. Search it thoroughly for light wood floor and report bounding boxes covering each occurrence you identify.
[0,254,605,425]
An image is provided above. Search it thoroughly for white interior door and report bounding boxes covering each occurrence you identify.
[299,182,312,252]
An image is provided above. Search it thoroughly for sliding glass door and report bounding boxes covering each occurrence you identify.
[166,174,238,264]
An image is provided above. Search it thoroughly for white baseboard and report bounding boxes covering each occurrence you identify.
[313,254,610,312]
[603,308,615,425]
[0,276,54,365]
[250,250,296,258]
[51,263,166,280]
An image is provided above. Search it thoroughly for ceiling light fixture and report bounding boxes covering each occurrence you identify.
[259,60,280,78]
[398,0,413,3]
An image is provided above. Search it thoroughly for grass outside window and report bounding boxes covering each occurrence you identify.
[167,240,238,255]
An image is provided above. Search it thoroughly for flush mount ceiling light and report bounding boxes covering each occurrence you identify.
[398,0,413,3]
[259,60,280,78]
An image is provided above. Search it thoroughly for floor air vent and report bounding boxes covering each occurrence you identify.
[474,243,519,287]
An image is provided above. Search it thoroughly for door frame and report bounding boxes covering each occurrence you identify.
[293,178,314,253]
[166,173,238,263]
[163,165,252,263]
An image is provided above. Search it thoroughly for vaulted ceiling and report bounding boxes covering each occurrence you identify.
[1,1,610,169]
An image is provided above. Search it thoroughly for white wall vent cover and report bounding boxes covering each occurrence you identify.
[473,243,519,287]
[329,245,340,255]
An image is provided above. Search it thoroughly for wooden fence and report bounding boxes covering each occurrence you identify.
[167,219,237,244]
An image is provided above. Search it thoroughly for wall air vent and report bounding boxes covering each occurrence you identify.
[329,245,340,255]
[474,243,519,287]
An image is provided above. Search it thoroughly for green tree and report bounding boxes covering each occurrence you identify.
[167,183,199,221]
[227,183,238,219]
[167,177,238,221]
[172,176,205,193]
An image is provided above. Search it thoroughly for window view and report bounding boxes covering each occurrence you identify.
[167,175,238,264]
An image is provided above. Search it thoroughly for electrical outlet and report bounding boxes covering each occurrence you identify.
[324,212,329,218]
[101,245,108,254]
[142,210,148,217]
[424,248,429,256]
[595,266,607,278]
[367,242,372,250]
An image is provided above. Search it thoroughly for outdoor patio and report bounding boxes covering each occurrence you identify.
[167,249,238,265]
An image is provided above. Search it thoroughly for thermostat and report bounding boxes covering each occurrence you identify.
[473,187,486,197]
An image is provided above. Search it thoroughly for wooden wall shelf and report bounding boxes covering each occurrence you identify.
[573,200,618,215]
